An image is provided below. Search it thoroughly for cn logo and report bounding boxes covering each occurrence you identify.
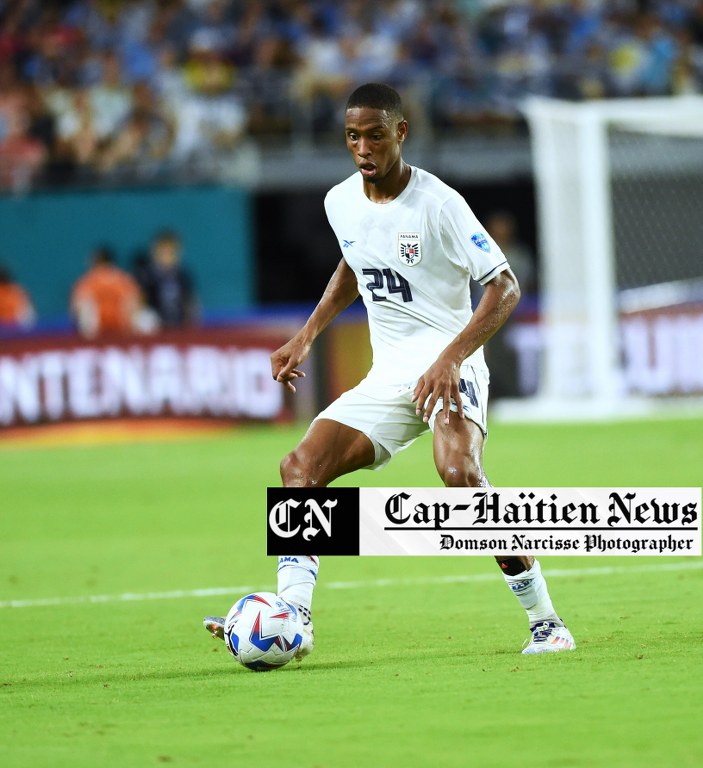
[268,498,336,541]
[267,488,360,556]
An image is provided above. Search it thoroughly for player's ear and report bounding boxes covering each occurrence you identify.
[397,120,408,142]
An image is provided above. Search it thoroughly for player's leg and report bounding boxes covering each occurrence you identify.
[431,408,488,488]
[495,555,575,654]
[430,380,574,654]
[204,419,375,650]
[276,418,376,656]
[277,379,430,658]
[279,417,376,488]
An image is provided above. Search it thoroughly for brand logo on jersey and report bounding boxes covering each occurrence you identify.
[398,232,422,266]
[342,240,355,248]
[471,232,491,252]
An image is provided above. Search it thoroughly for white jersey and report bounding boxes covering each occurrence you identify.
[324,166,509,385]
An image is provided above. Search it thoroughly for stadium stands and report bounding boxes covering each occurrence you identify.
[0,0,701,191]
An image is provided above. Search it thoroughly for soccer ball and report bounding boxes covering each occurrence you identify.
[223,592,303,671]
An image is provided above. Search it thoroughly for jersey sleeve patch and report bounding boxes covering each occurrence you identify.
[471,232,491,252]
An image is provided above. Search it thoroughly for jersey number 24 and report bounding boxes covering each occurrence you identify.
[362,268,413,303]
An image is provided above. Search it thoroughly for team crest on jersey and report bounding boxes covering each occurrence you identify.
[398,232,422,266]
[471,232,491,252]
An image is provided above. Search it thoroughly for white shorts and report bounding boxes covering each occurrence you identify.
[313,362,489,470]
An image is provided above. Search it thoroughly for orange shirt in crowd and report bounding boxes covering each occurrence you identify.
[0,282,33,326]
[71,263,141,336]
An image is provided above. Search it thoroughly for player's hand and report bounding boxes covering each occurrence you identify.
[411,354,464,425]
[270,336,310,393]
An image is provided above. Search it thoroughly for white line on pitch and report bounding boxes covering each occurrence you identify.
[0,585,259,610]
[1,560,701,610]
[325,560,703,589]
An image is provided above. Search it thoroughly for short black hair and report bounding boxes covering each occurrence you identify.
[154,229,181,246]
[92,245,116,265]
[346,83,403,121]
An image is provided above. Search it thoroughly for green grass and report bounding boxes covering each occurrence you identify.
[1,418,702,767]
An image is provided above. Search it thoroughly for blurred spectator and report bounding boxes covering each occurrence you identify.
[25,83,57,159]
[0,265,35,328]
[53,86,100,176]
[169,36,246,172]
[0,4,27,67]
[557,0,604,57]
[0,61,25,128]
[70,245,142,338]
[98,82,174,177]
[89,52,132,143]
[245,35,299,140]
[135,230,197,328]
[0,104,46,191]
[693,2,703,47]
[186,0,236,56]
[0,61,46,190]
[553,39,610,100]
[291,15,356,132]
[21,5,85,87]
[432,64,511,134]
[635,13,680,95]
[486,210,537,296]
[153,42,189,106]
[183,28,236,92]
[118,8,164,84]
[482,209,537,398]
[671,29,703,94]
[353,16,400,82]
[608,11,680,97]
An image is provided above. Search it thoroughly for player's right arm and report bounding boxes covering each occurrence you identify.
[271,258,358,392]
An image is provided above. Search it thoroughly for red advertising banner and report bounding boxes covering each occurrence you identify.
[0,327,292,428]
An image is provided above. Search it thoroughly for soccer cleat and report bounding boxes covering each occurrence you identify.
[204,608,314,659]
[295,620,314,661]
[286,601,315,661]
[521,621,576,654]
[203,615,225,641]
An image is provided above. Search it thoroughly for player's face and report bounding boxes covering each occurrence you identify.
[345,107,407,184]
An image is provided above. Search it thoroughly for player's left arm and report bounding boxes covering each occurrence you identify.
[412,268,521,424]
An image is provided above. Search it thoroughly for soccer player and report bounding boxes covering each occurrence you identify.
[204,83,575,656]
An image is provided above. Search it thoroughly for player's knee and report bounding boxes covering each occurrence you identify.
[280,450,304,486]
[438,461,483,487]
[280,448,315,487]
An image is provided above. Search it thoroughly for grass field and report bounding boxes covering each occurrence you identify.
[1,417,702,767]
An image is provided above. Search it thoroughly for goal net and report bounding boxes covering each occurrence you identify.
[515,95,703,418]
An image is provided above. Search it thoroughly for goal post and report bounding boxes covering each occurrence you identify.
[509,95,703,419]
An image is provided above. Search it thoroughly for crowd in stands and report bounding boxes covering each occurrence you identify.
[0,0,702,191]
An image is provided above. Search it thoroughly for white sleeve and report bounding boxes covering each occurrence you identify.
[439,195,509,284]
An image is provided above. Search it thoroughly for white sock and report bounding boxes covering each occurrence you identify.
[277,556,319,622]
[502,559,560,626]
